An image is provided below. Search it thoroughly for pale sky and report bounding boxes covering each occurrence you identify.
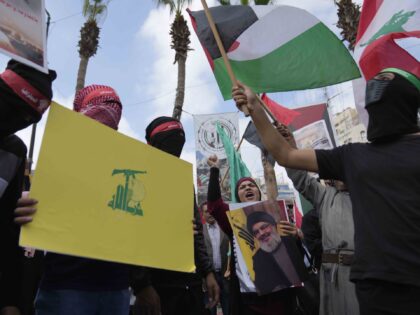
[0,0,364,180]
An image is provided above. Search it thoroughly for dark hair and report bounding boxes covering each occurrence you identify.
[200,201,208,210]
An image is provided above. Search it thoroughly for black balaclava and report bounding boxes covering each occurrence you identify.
[145,116,185,157]
[0,60,57,138]
[365,71,420,142]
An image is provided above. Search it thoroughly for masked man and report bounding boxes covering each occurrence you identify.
[232,68,420,315]
[131,116,219,315]
[277,123,358,315]
[0,60,56,315]
[14,85,131,315]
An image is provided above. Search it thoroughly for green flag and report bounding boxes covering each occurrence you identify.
[216,122,251,202]
[188,5,360,100]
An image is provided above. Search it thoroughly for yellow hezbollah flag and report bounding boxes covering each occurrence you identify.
[227,209,256,281]
[20,103,195,272]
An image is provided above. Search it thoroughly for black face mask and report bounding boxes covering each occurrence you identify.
[0,97,38,138]
[0,60,56,139]
[365,74,420,142]
[150,131,185,158]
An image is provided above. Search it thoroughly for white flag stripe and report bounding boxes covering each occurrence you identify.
[252,5,276,20]
[228,6,318,62]
[352,78,369,127]
[396,37,420,61]
[354,1,420,61]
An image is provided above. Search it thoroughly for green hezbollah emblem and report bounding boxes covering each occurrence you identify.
[361,10,416,47]
[108,169,146,216]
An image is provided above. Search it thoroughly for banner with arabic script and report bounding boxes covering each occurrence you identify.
[194,112,240,205]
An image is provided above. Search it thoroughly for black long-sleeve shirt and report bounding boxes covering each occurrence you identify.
[131,192,213,293]
[0,135,27,310]
[301,209,322,270]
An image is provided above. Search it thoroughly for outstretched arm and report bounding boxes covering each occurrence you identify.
[232,83,319,173]
[276,124,327,209]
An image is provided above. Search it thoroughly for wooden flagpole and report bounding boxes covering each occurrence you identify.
[201,1,282,201]
[256,95,278,124]
[200,0,279,124]
[200,0,249,116]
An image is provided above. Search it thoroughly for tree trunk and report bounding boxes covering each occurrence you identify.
[76,56,89,93]
[261,150,278,201]
[172,54,186,121]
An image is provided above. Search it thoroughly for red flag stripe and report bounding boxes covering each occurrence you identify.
[359,31,420,80]
[187,9,215,71]
[261,94,300,126]
[355,0,385,45]
[294,201,303,229]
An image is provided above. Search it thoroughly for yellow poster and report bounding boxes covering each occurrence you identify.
[228,200,307,295]
[20,103,195,272]
[227,208,256,281]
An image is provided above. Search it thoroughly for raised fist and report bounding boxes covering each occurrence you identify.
[207,154,220,169]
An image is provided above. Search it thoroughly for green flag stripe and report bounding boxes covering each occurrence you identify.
[216,123,251,202]
[214,23,361,100]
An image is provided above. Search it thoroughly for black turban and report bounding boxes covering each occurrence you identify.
[145,116,185,157]
[247,211,276,234]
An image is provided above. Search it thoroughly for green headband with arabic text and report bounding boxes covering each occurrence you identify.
[381,68,420,91]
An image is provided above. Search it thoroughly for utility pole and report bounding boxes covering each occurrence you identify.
[27,10,51,174]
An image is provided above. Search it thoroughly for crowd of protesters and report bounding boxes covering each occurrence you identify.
[0,50,419,315]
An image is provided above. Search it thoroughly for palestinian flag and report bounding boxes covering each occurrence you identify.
[188,5,360,100]
[353,0,420,126]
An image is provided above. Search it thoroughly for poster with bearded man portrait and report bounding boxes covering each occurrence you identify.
[228,200,308,295]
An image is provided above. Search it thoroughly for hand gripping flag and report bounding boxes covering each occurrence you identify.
[188,5,360,100]
[353,0,420,126]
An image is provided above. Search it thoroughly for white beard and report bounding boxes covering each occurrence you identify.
[259,232,281,253]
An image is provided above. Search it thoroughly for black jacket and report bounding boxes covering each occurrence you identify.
[131,194,213,293]
[253,236,308,295]
[301,208,322,270]
[0,135,27,310]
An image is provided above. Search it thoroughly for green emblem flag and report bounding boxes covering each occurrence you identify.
[188,5,361,100]
[216,122,251,202]
[20,103,195,272]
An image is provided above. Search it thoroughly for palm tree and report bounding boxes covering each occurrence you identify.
[218,0,272,5]
[155,0,192,120]
[334,0,361,51]
[75,0,109,92]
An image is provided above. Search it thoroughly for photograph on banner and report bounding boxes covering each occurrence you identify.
[293,120,334,150]
[20,103,195,273]
[229,201,259,293]
[228,200,307,295]
[0,0,47,72]
[288,103,337,148]
[194,112,239,205]
[285,201,295,224]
